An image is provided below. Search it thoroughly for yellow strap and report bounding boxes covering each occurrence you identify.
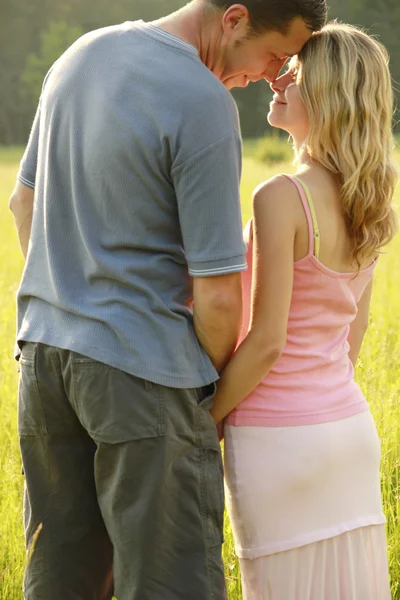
[293,176,320,259]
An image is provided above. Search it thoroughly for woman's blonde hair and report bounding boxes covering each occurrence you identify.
[295,22,398,265]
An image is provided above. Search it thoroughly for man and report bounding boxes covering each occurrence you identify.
[10,1,327,598]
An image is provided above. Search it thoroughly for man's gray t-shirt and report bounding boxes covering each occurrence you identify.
[17,21,246,387]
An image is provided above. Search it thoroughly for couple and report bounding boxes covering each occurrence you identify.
[9,1,397,599]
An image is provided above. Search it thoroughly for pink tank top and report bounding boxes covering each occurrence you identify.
[226,175,377,427]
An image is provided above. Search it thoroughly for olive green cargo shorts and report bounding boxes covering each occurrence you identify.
[18,342,226,600]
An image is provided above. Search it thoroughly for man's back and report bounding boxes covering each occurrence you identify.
[17,21,245,387]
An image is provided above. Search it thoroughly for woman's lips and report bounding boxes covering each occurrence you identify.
[272,96,287,105]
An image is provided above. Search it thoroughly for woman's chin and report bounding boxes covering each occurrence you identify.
[267,114,293,136]
[267,112,283,129]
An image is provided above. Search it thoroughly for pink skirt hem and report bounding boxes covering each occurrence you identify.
[239,525,391,600]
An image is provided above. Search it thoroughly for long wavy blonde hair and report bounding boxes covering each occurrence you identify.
[294,22,398,265]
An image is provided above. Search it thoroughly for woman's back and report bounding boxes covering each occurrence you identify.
[293,165,377,271]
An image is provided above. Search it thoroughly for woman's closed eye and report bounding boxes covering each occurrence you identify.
[287,67,298,81]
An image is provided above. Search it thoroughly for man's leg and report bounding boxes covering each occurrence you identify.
[19,343,113,600]
[70,357,227,600]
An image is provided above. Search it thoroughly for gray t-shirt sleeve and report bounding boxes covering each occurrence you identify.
[18,65,55,189]
[18,99,41,189]
[172,132,246,277]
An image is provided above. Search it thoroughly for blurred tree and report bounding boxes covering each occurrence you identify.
[232,84,272,139]
[21,21,83,105]
[0,0,49,144]
[1,0,399,144]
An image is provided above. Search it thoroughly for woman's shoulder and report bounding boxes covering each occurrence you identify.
[252,174,305,225]
[253,173,296,200]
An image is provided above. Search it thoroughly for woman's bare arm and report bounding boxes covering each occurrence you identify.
[347,279,373,367]
[210,176,297,424]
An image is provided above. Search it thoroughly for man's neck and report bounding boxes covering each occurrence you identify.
[151,1,226,76]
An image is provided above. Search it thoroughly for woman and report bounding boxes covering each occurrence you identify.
[210,23,398,599]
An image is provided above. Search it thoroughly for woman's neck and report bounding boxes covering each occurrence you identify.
[294,142,312,169]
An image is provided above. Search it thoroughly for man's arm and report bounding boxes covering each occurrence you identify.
[172,129,246,373]
[347,279,374,367]
[193,272,242,373]
[9,181,35,258]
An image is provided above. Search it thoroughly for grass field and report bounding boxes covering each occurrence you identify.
[0,144,399,599]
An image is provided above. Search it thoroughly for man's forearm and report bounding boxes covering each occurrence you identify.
[194,302,241,373]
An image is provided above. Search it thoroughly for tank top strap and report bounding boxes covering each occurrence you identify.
[283,175,320,259]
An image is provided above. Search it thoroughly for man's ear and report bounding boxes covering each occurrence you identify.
[221,4,250,39]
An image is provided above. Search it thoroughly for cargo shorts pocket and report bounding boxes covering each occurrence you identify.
[199,440,225,548]
[196,383,224,548]
[18,344,48,436]
[71,357,166,444]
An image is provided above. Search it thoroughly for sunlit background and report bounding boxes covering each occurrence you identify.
[1,1,400,598]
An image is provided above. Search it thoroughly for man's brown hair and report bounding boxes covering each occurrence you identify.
[207,0,327,35]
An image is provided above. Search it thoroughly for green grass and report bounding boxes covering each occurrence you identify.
[0,150,26,599]
[1,145,400,598]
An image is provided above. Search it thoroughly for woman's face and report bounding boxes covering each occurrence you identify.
[267,65,309,143]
